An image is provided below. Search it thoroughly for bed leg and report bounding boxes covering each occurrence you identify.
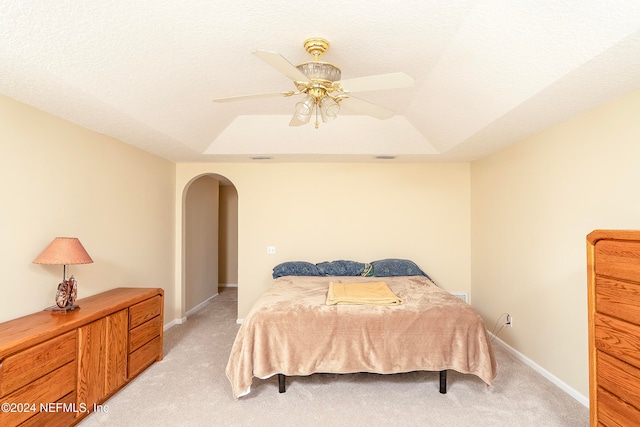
[439,370,447,394]
[278,374,286,393]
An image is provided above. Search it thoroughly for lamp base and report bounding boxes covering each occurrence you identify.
[48,304,80,314]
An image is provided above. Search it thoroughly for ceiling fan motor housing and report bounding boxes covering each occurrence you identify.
[295,37,342,87]
[296,62,341,84]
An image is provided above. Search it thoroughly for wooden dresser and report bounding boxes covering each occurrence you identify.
[0,287,163,427]
[587,230,640,426]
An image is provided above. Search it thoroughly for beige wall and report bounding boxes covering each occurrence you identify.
[176,163,471,319]
[0,94,176,323]
[470,89,640,399]
[185,175,219,311]
[219,184,238,286]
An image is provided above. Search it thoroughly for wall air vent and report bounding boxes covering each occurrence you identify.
[450,292,468,303]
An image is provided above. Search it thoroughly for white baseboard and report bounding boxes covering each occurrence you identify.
[492,336,589,408]
[163,317,186,331]
[164,293,220,330]
[185,292,219,317]
[219,283,238,288]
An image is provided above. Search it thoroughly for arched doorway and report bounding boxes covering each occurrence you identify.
[183,174,238,316]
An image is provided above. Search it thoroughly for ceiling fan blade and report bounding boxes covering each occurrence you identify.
[340,96,396,120]
[213,92,288,103]
[339,72,414,93]
[253,50,311,83]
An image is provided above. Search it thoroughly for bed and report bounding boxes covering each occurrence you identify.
[226,259,497,398]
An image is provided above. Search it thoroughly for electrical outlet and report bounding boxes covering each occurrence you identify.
[506,314,513,327]
[267,246,276,254]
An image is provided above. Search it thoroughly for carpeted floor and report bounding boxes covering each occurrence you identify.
[81,287,588,426]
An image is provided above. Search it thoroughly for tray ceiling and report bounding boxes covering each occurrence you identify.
[1,1,639,162]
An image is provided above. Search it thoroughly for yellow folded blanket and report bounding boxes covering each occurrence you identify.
[326,281,403,306]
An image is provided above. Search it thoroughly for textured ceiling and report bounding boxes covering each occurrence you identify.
[1,1,639,162]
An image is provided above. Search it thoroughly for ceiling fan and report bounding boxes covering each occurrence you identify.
[213,38,415,129]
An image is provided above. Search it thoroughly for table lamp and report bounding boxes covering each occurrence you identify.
[33,237,93,313]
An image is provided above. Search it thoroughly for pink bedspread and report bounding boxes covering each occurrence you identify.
[226,275,497,398]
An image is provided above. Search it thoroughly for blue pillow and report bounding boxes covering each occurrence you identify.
[272,261,321,279]
[316,260,365,276]
[370,259,430,279]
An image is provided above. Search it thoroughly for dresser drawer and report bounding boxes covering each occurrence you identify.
[19,391,77,427]
[0,331,76,397]
[595,313,640,369]
[129,315,162,353]
[597,350,640,412]
[598,387,640,427]
[129,295,162,329]
[0,361,76,427]
[595,277,640,326]
[595,239,640,283]
[129,335,162,378]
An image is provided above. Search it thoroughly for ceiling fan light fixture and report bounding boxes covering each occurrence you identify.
[320,97,339,122]
[295,95,315,115]
[293,95,314,125]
